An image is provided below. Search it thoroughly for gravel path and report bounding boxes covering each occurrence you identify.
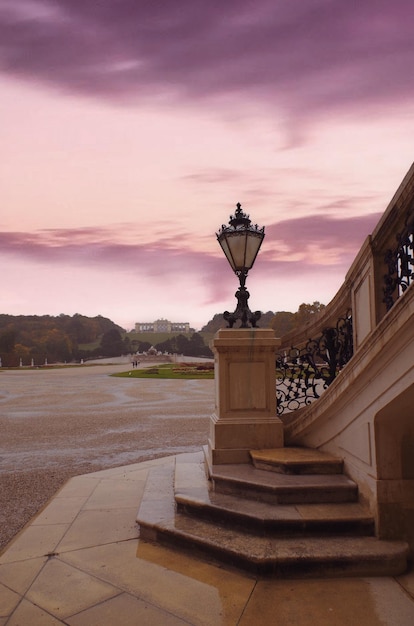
[0,363,213,551]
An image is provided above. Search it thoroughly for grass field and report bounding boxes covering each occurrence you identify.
[113,362,214,379]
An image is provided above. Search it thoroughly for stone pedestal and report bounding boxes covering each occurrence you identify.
[208,328,284,465]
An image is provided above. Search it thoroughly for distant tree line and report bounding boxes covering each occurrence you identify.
[0,303,325,366]
[0,313,126,366]
[96,330,214,360]
[154,332,212,358]
[0,314,213,366]
[270,302,326,336]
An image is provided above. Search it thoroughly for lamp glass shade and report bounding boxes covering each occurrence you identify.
[218,228,264,272]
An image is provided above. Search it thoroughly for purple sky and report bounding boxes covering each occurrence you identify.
[1,1,413,329]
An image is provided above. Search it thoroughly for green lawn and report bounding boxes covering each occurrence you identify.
[125,331,186,344]
[113,362,214,380]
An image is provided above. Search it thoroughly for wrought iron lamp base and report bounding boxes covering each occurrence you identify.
[223,286,261,328]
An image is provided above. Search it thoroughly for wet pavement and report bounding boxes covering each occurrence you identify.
[0,362,213,549]
[1,454,413,625]
[2,363,414,624]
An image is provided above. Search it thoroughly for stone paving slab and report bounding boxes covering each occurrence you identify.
[0,455,414,625]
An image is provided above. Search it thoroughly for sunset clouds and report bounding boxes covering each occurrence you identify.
[0,212,382,270]
[1,1,413,328]
[1,1,413,116]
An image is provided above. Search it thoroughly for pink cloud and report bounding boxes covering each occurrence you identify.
[0,226,223,288]
[0,210,381,302]
[0,1,413,124]
[182,168,246,185]
[0,205,387,328]
[265,212,382,256]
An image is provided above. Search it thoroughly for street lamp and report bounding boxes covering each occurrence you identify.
[217,203,265,328]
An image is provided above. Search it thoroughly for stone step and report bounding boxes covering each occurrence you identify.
[174,455,374,536]
[208,458,358,505]
[250,447,344,475]
[136,455,408,578]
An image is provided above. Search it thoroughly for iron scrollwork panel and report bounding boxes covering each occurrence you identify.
[383,210,414,311]
[276,312,353,415]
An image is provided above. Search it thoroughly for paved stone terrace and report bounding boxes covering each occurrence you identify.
[0,362,213,550]
[1,362,414,624]
[1,454,414,625]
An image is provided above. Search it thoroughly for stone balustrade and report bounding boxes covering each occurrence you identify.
[279,163,414,553]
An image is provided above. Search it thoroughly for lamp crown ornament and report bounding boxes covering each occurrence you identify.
[229,202,251,228]
[216,203,265,328]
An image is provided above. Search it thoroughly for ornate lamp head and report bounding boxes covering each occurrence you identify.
[217,203,265,328]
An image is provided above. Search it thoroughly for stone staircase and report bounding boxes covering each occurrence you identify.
[136,448,409,578]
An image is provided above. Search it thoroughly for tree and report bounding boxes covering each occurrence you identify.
[0,313,127,363]
[292,302,326,329]
[100,329,125,357]
[14,343,31,364]
[67,317,90,344]
[155,333,212,358]
[270,311,295,337]
[0,328,16,353]
[131,340,151,353]
[200,314,226,334]
[186,332,213,357]
[122,335,131,354]
[260,310,277,328]
[43,328,73,362]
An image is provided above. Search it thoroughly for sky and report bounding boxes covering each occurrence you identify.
[1,1,414,331]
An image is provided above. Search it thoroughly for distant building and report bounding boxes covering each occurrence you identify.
[135,319,190,334]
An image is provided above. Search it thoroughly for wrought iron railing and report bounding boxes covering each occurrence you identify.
[383,209,414,311]
[276,312,353,415]
[274,166,414,417]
